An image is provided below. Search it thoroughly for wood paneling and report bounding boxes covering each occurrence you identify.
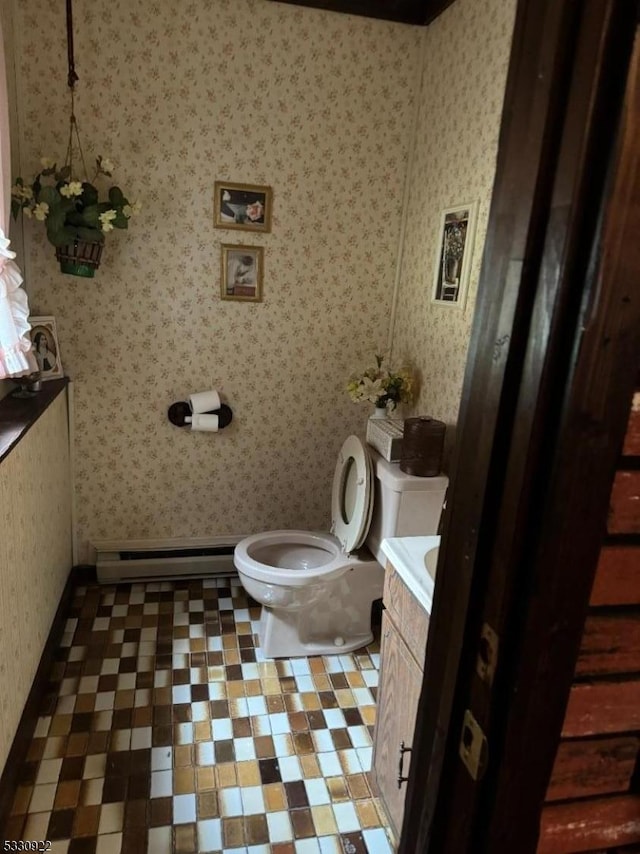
[622,396,640,455]
[576,614,640,676]
[383,564,429,670]
[591,546,640,606]
[546,736,640,802]
[562,680,640,737]
[538,796,640,854]
[608,471,640,534]
[373,610,424,840]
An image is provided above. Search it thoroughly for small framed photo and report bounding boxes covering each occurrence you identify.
[431,202,478,308]
[29,316,63,379]
[214,181,273,233]
[221,244,264,302]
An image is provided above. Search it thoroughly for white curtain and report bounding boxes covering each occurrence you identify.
[0,14,36,379]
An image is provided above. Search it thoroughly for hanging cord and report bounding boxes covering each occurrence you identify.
[64,0,88,182]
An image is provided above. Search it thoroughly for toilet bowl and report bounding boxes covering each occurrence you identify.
[234,434,448,658]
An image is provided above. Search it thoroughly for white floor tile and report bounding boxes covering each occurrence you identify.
[220,786,243,816]
[332,801,360,833]
[173,792,196,824]
[150,769,173,798]
[240,784,265,815]
[267,810,293,843]
[197,818,222,852]
[278,755,302,781]
[362,828,393,853]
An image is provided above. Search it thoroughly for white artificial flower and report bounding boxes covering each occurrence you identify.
[123,200,142,217]
[33,202,49,221]
[360,376,385,404]
[222,190,231,201]
[99,209,117,232]
[60,181,83,198]
[123,205,132,218]
[11,184,32,201]
[23,206,33,219]
[100,157,115,174]
[40,157,56,169]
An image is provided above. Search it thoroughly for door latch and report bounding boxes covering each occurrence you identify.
[459,709,488,781]
[397,741,412,788]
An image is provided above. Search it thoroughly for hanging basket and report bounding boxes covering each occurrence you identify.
[55,240,104,278]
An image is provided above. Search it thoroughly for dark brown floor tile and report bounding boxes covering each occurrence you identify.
[87,731,109,754]
[332,728,353,750]
[293,732,315,755]
[59,755,84,781]
[173,704,192,723]
[341,831,368,853]
[210,699,229,718]
[271,843,296,854]
[267,695,286,713]
[232,716,252,738]
[259,757,281,784]
[285,780,309,809]
[68,838,97,854]
[330,673,349,690]
[121,825,148,854]
[149,796,172,826]
[222,816,245,847]
[128,773,150,799]
[72,804,100,837]
[2,814,25,841]
[245,813,269,845]
[191,684,208,702]
[152,725,172,747]
[214,739,235,763]
[47,808,75,839]
[344,708,364,726]
[291,806,315,838]
[112,708,132,729]
[174,823,196,854]
[307,710,327,730]
[319,691,339,709]
[102,775,128,803]
[132,706,153,728]
[54,779,81,809]
[124,798,148,828]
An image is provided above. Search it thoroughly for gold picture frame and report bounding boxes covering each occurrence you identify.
[220,244,264,303]
[214,181,273,233]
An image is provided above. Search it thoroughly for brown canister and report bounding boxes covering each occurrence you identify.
[400,416,446,477]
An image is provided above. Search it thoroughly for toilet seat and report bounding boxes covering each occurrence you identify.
[331,435,374,553]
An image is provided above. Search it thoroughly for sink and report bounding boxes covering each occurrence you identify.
[424,545,439,579]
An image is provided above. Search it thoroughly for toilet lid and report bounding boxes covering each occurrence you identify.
[331,435,374,554]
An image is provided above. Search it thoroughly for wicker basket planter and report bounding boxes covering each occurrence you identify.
[55,240,104,278]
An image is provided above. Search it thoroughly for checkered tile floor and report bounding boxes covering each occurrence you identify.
[1,578,392,853]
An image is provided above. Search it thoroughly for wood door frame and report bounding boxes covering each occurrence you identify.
[399,0,640,851]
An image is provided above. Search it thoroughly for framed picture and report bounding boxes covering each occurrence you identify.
[431,202,478,308]
[214,181,273,233]
[220,244,264,302]
[29,316,63,379]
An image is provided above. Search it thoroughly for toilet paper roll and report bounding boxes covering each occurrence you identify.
[189,389,221,414]
[190,413,219,432]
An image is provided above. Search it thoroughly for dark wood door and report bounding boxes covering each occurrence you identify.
[399,1,640,852]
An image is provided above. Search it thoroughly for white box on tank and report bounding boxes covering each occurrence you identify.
[365,447,448,565]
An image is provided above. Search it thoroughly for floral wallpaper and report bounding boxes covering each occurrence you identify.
[392,0,517,444]
[0,391,72,770]
[11,0,422,561]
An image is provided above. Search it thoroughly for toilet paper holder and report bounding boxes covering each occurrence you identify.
[167,399,233,429]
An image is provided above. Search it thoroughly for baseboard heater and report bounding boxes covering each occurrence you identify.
[95,538,242,584]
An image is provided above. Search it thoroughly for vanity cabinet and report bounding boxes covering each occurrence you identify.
[373,561,430,842]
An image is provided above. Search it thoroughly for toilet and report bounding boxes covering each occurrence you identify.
[234,434,448,658]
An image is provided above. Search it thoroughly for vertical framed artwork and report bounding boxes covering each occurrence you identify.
[214,181,273,233]
[220,245,264,302]
[29,315,63,379]
[431,202,478,307]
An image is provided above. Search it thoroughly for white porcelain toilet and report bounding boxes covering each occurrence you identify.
[234,435,448,658]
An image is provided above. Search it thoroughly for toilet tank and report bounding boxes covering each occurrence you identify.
[365,447,448,565]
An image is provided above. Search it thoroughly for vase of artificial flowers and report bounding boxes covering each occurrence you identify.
[11,156,140,278]
[346,354,414,418]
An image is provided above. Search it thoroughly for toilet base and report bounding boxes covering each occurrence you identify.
[259,606,373,658]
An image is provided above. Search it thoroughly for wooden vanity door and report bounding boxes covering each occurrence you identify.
[373,610,424,840]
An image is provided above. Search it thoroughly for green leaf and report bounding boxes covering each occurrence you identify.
[11,199,20,219]
[41,167,56,177]
[39,185,61,208]
[79,204,101,228]
[46,224,77,247]
[113,210,128,229]
[46,208,66,233]
[33,177,41,197]
[108,186,125,207]
[55,165,71,181]
[75,226,104,244]
[81,183,98,207]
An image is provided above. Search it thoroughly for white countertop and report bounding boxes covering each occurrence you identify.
[380,535,441,614]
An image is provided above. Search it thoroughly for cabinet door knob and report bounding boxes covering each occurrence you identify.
[397,740,412,788]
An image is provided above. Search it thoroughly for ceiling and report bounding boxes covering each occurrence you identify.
[265,0,456,26]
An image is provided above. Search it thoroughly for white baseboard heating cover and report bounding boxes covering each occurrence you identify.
[94,536,244,584]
